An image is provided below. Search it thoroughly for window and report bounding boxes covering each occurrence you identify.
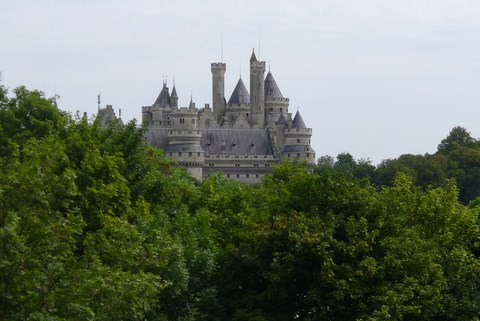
[180,118,185,124]
[179,152,182,156]
[227,174,230,178]
[235,164,240,167]
[246,174,249,178]
[191,119,195,124]
[297,138,300,143]
[236,174,239,178]
[297,154,300,157]
[256,174,259,178]
[189,152,192,157]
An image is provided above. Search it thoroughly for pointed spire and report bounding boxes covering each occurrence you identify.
[264,71,284,98]
[189,96,195,109]
[250,48,257,62]
[171,84,178,98]
[292,110,307,129]
[227,78,250,105]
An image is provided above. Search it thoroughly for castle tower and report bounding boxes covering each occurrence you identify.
[166,103,205,180]
[211,62,226,123]
[264,71,289,123]
[225,77,250,127]
[283,110,315,166]
[249,49,266,128]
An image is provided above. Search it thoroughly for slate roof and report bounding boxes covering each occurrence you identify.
[227,78,250,105]
[264,71,283,98]
[145,127,274,156]
[171,85,178,98]
[201,128,273,155]
[250,49,257,62]
[144,127,169,150]
[292,110,307,129]
[154,84,170,107]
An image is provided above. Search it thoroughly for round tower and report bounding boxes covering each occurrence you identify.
[282,110,315,166]
[249,49,266,128]
[211,62,226,123]
[167,106,205,180]
[264,71,290,124]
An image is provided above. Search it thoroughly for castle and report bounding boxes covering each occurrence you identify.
[140,49,315,182]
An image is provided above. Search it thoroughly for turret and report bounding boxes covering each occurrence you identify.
[225,77,250,127]
[211,62,226,123]
[166,102,205,180]
[264,71,289,124]
[282,110,315,165]
[249,49,266,128]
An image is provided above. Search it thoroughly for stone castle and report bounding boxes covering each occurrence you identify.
[100,50,315,182]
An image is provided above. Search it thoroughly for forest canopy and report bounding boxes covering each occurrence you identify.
[1,84,479,320]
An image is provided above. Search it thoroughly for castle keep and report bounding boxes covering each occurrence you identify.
[142,50,315,182]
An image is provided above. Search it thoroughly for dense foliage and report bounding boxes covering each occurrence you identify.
[1,84,479,320]
[317,127,480,206]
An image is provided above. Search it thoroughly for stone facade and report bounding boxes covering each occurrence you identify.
[141,50,315,182]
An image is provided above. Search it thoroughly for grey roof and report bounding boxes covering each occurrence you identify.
[154,84,170,107]
[171,85,178,98]
[145,127,274,156]
[227,78,250,105]
[250,49,257,62]
[144,127,169,150]
[264,71,283,98]
[201,128,273,155]
[292,110,307,129]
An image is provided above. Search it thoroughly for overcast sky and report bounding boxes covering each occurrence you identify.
[1,0,480,164]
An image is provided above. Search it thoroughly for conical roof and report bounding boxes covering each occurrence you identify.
[250,49,257,62]
[292,110,307,129]
[154,83,170,107]
[189,97,195,109]
[227,78,250,105]
[171,85,178,98]
[264,71,283,98]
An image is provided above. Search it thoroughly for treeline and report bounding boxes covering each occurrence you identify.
[318,126,480,206]
[1,85,479,320]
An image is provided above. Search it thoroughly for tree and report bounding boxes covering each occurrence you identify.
[438,126,476,152]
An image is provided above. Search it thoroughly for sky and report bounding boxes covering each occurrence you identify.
[1,0,480,165]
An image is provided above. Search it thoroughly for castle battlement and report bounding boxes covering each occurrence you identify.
[285,128,313,134]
